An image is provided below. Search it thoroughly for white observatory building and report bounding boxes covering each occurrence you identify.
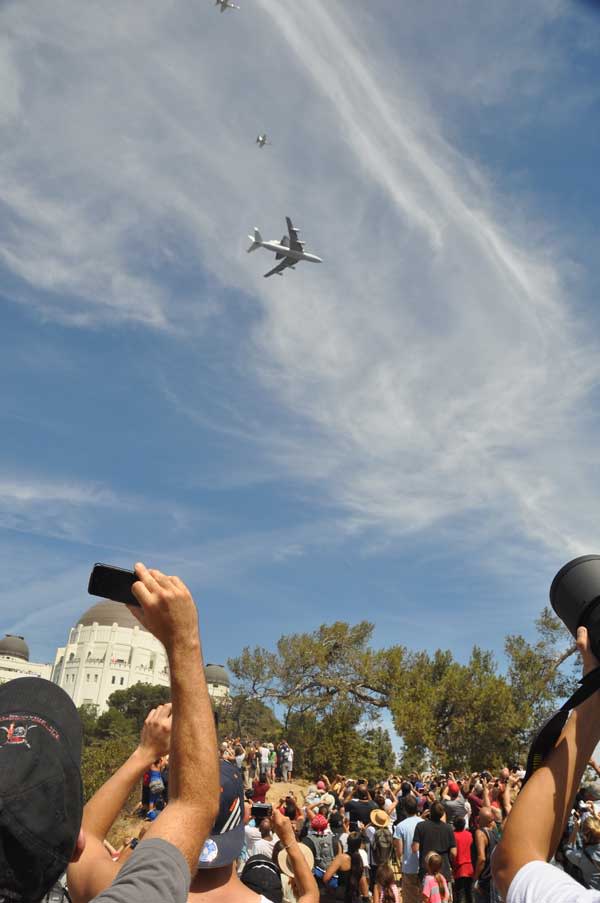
[52,599,230,712]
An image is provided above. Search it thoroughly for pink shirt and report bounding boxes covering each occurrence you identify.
[422,874,449,902]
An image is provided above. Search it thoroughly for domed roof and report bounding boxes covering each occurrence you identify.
[204,663,230,687]
[78,600,148,632]
[0,635,30,661]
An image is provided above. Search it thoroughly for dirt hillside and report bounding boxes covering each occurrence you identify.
[108,778,310,846]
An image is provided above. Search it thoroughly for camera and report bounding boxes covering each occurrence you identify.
[251,803,273,821]
[550,555,600,661]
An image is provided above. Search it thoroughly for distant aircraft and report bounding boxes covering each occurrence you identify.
[247,217,323,278]
[214,0,239,11]
[256,134,270,148]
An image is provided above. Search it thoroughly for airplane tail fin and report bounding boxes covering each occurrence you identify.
[247,228,263,252]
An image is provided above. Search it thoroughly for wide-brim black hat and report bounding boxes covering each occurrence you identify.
[0,677,83,902]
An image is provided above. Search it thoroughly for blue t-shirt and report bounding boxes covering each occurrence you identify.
[394,815,421,874]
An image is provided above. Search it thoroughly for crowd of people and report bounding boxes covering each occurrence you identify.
[3,563,600,903]
[219,738,295,785]
[241,767,523,903]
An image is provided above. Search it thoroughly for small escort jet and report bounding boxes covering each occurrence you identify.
[214,0,239,11]
[247,217,323,278]
[256,134,270,148]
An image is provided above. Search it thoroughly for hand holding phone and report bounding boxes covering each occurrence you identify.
[88,562,199,654]
[88,563,140,605]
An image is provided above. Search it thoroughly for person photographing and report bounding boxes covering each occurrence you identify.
[0,562,220,903]
[493,625,600,902]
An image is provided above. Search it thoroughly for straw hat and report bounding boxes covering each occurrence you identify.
[277,842,315,877]
[370,809,390,829]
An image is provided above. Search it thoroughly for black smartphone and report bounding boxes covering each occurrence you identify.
[251,803,272,820]
[88,563,140,606]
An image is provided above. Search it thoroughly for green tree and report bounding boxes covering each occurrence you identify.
[286,703,363,777]
[216,693,282,741]
[95,707,138,743]
[389,647,522,770]
[229,622,392,721]
[106,682,171,732]
[81,736,135,802]
[283,704,395,779]
[229,614,577,773]
[78,703,100,745]
[505,607,578,757]
[353,726,396,777]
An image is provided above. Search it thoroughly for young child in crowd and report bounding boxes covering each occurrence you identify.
[452,816,474,902]
[373,863,399,903]
[422,853,449,902]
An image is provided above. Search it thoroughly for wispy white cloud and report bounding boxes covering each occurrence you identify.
[0,479,118,506]
[245,0,600,558]
[1,0,599,574]
[0,476,126,544]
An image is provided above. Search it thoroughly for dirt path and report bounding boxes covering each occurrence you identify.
[266,778,309,807]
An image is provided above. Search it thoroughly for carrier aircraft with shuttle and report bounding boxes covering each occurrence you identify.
[214,0,239,11]
[247,217,323,278]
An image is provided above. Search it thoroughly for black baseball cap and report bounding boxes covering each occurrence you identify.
[241,855,283,903]
[0,677,83,903]
[197,759,245,869]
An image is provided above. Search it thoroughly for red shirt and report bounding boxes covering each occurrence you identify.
[468,793,483,827]
[253,780,270,803]
[453,830,474,879]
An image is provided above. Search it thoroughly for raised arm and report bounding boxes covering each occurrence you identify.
[132,565,220,872]
[463,772,478,796]
[493,626,600,898]
[68,704,172,903]
[501,781,513,818]
[481,778,491,808]
[272,811,319,903]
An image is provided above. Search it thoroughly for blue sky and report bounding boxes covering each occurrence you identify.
[1,0,600,702]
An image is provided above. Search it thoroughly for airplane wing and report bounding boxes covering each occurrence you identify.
[286,216,305,252]
[264,258,295,278]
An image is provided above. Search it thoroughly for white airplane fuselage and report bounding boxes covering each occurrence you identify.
[258,240,322,264]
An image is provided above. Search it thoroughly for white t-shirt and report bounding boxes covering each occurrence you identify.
[253,837,277,858]
[259,746,270,765]
[507,860,600,903]
[244,824,261,855]
[464,798,472,829]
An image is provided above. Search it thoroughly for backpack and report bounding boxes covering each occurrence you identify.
[312,833,337,871]
[149,775,165,795]
[372,827,393,866]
